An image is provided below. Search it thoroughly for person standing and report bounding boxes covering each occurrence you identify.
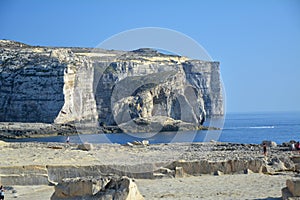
[263,142,267,156]
[291,142,296,151]
[0,185,4,200]
[296,141,300,150]
[296,141,300,154]
[66,136,70,144]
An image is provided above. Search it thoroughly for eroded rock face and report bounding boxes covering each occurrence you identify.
[0,40,223,133]
[51,176,144,200]
[51,176,110,199]
[95,177,144,200]
[0,47,65,123]
[0,42,98,124]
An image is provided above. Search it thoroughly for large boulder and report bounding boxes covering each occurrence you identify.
[51,176,144,200]
[51,176,109,199]
[282,187,294,200]
[287,179,300,197]
[78,143,93,151]
[95,177,144,200]
[51,178,101,200]
[282,178,300,200]
[264,156,295,173]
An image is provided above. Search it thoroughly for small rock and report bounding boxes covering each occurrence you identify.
[47,146,63,150]
[132,141,142,145]
[78,143,93,151]
[142,140,149,146]
[175,167,184,178]
[156,167,173,175]
[271,141,277,147]
[244,169,253,174]
[214,170,224,176]
[126,142,134,147]
[262,140,277,147]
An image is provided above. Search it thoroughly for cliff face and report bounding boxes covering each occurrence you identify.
[0,45,65,123]
[0,40,223,132]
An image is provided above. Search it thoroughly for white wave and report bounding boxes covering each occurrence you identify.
[249,126,275,129]
[225,126,275,130]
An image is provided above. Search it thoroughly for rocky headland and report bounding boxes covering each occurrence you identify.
[0,39,223,138]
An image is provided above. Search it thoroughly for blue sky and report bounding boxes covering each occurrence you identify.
[1,0,300,113]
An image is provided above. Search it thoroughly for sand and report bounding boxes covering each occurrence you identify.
[3,173,291,200]
[137,173,289,200]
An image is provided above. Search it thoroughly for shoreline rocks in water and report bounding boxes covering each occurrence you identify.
[0,122,77,139]
[0,121,219,139]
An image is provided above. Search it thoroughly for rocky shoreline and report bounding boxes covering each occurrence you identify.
[0,122,77,139]
[0,140,299,199]
[0,121,219,139]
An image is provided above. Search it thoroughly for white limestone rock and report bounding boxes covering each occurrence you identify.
[0,40,223,135]
[95,177,144,200]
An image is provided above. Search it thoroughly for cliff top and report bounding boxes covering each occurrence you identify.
[1,39,217,63]
[0,39,30,48]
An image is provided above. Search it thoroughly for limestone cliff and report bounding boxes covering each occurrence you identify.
[0,40,223,133]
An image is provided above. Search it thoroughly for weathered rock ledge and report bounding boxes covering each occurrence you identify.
[0,141,299,187]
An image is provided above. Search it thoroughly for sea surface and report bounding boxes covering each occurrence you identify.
[8,111,300,145]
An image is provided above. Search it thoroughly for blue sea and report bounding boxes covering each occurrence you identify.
[8,111,300,145]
